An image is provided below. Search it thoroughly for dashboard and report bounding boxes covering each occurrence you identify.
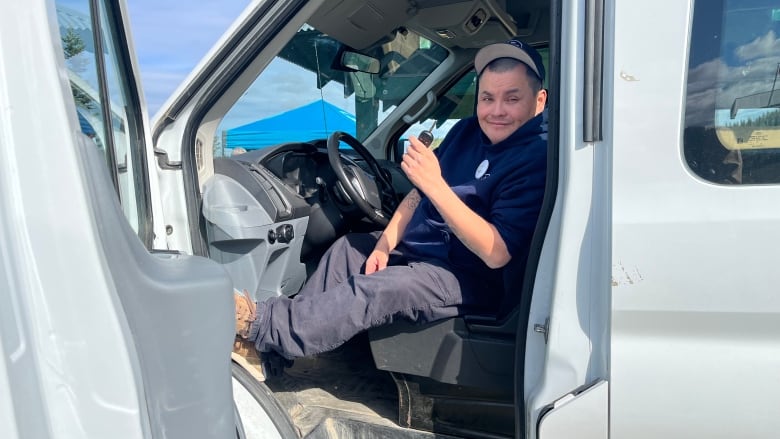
[213,141,410,260]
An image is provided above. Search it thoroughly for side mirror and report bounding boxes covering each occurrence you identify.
[340,51,380,74]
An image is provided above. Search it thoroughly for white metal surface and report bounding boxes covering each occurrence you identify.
[0,1,147,437]
[537,380,608,439]
[525,0,612,435]
[611,0,780,437]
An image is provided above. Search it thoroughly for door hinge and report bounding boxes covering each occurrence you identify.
[534,317,550,344]
[154,147,182,170]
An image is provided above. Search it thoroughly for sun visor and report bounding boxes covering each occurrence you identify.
[407,0,528,49]
[309,0,413,50]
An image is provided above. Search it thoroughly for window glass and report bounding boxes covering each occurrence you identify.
[400,72,477,152]
[216,25,448,157]
[56,0,149,239]
[58,3,106,146]
[685,0,780,184]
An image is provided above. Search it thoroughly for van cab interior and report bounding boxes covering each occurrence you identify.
[173,0,556,437]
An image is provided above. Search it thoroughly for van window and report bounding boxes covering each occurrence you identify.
[56,0,150,242]
[685,0,780,184]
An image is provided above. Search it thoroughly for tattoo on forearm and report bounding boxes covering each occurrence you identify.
[405,190,421,210]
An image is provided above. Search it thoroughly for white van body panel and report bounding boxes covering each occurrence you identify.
[537,380,608,439]
[611,0,780,437]
[154,105,198,253]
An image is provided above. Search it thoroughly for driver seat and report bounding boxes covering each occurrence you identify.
[367,253,526,389]
[366,249,534,435]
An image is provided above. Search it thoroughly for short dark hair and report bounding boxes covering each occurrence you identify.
[484,57,543,93]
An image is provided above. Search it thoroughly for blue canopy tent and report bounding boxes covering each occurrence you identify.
[225,100,356,153]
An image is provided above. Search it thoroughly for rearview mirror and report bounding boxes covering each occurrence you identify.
[340,51,380,74]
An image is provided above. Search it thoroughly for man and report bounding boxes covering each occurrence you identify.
[234,38,548,380]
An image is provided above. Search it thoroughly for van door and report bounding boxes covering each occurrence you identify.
[611,0,780,437]
[1,0,246,436]
[524,0,612,437]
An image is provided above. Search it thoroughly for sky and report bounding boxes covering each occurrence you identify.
[118,0,455,143]
[124,0,362,131]
[125,0,251,118]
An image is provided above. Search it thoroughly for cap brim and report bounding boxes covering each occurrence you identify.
[474,44,541,79]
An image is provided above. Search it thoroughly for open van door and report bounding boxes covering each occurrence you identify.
[0,0,297,437]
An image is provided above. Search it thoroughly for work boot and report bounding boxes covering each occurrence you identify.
[232,337,266,382]
[234,289,256,339]
[232,337,292,382]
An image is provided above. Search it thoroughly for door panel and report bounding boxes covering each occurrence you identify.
[52,0,237,436]
[79,135,236,438]
[611,0,780,437]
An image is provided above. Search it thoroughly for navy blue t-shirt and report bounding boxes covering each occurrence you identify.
[399,113,547,291]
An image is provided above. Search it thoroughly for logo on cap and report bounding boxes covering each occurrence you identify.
[508,39,524,50]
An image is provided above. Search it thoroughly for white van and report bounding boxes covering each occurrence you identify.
[2,0,779,438]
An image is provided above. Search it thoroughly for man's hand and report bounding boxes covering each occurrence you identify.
[401,136,447,196]
[401,138,512,269]
[365,248,389,274]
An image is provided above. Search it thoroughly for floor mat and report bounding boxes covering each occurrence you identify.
[265,334,400,436]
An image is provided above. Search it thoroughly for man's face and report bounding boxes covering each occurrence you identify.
[476,64,547,144]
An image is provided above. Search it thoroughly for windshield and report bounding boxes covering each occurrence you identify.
[216,24,448,156]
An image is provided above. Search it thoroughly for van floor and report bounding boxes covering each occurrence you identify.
[265,334,449,438]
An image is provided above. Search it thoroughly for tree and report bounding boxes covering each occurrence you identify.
[213,133,223,158]
[61,28,94,110]
[62,28,86,59]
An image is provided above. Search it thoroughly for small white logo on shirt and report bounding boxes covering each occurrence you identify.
[475,159,489,179]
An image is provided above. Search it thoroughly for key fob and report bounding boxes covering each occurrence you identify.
[418,130,434,147]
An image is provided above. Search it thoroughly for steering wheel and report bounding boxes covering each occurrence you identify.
[327,131,397,226]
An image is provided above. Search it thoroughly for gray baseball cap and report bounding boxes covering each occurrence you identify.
[474,38,545,81]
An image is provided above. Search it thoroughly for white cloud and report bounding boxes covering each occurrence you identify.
[687,30,780,127]
[735,30,780,62]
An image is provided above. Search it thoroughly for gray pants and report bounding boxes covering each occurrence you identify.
[249,233,479,359]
